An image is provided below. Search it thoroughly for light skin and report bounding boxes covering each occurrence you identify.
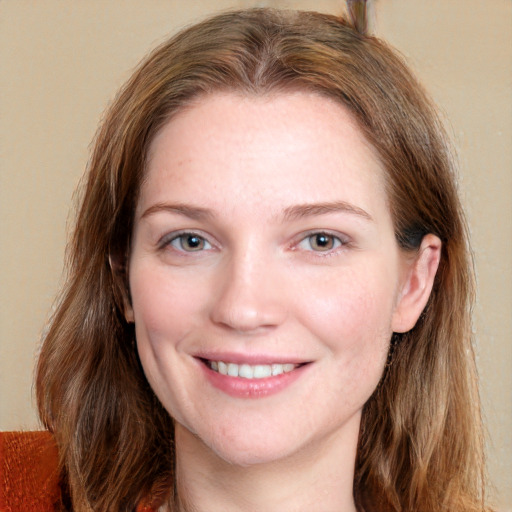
[126,92,441,511]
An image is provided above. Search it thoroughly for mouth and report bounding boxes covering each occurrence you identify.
[202,359,305,379]
[197,357,312,398]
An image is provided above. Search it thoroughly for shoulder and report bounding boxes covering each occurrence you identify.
[0,430,61,511]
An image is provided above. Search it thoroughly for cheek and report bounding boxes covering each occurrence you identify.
[129,266,211,420]
[129,265,210,344]
[296,269,394,386]
[303,271,394,342]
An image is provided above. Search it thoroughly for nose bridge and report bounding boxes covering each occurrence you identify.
[210,241,286,332]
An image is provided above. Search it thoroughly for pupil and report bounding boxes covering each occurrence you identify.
[317,234,329,246]
[313,234,333,250]
[185,235,202,249]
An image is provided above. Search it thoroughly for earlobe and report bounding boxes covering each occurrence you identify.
[124,302,135,323]
[119,283,135,323]
[392,234,442,333]
[109,254,135,323]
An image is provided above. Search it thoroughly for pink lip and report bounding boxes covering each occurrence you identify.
[197,359,311,399]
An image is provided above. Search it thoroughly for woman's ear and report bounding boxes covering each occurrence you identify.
[109,254,134,323]
[123,297,135,323]
[392,233,442,333]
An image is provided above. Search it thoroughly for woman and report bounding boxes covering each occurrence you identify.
[22,3,487,511]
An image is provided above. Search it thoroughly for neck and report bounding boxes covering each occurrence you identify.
[173,420,360,512]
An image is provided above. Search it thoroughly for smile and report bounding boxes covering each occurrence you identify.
[198,357,311,398]
[206,360,299,379]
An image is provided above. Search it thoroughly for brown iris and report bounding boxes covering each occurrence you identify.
[179,234,205,251]
[309,233,335,251]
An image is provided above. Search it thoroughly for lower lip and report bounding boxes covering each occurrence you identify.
[199,361,310,398]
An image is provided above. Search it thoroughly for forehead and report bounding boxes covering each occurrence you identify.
[139,91,389,221]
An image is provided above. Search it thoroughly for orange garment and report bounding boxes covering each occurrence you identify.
[0,431,154,512]
[0,431,60,511]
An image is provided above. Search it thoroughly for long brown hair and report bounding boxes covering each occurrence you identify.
[36,7,487,511]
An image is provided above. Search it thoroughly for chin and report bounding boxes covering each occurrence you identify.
[210,438,299,467]
[183,419,306,468]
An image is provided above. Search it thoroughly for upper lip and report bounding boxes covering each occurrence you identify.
[194,352,311,366]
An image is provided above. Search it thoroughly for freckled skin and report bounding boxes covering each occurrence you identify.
[127,91,421,471]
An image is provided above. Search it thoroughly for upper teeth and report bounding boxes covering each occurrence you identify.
[208,361,297,379]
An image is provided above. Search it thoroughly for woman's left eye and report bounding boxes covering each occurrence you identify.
[298,232,345,252]
[168,233,212,252]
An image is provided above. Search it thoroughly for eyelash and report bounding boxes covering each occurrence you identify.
[159,230,349,256]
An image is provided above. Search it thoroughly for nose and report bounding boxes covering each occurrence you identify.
[209,250,287,334]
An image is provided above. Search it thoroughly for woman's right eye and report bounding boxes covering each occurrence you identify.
[167,233,212,252]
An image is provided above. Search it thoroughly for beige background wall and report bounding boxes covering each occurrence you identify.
[1,1,510,509]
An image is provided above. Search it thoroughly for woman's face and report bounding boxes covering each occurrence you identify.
[127,92,431,466]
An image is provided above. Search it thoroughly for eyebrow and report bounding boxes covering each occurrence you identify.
[140,200,373,223]
[140,203,214,221]
[281,201,373,222]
